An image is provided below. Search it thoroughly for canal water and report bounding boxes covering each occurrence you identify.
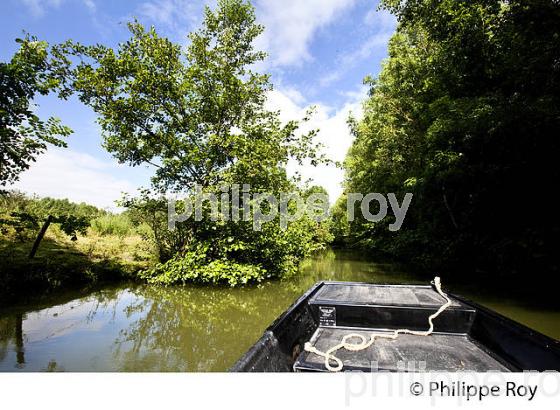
[1,250,558,371]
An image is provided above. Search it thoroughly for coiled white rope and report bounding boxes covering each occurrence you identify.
[303,277,452,372]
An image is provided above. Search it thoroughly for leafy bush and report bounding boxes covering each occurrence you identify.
[136,216,325,286]
[130,191,332,287]
[139,245,267,287]
[1,191,105,220]
[1,191,92,242]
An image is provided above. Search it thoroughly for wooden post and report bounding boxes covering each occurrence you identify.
[15,314,25,366]
[29,215,53,259]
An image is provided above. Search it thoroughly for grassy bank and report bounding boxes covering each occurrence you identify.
[0,213,156,305]
[1,189,333,302]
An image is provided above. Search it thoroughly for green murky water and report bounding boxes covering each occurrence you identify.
[1,250,558,371]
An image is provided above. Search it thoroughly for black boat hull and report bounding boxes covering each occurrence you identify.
[231,281,560,372]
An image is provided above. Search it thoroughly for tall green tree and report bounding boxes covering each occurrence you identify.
[57,0,329,285]
[338,0,560,278]
[58,0,323,193]
[0,37,72,186]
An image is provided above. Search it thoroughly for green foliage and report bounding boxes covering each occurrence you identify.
[91,214,135,237]
[0,192,153,301]
[120,190,184,262]
[140,207,329,287]
[54,214,89,240]
[0,211,38,241]
[56,0,327,193]
[0,191,99,241]
[0,234,142,302]
[26,196,103,220]
[51,0,331,286]
[1,190,104,218]
[126,186,330,285]
[0,36,72,186]
[339,0,560,276]
[330,194,350,245]
[140,245,267,287]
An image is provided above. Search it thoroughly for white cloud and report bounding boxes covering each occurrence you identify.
[11,148,138,211]
[83,0,95,12]
[138,0,178,27]
[21,0,61,17]
[266,87,366,202]
[135,0,212,39]
[319,9,396,87]
[20,0,96,17]
[365,6,396,30]
[255,0,358,67]
[133,0,358,67]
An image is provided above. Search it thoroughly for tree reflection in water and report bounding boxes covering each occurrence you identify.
[113,284,297,371]
[110,250,412,371]
[0,250,424,371]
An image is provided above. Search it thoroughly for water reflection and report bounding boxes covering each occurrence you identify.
[0,250,558,371]
[0,316,23,367]
[114,286,282,371]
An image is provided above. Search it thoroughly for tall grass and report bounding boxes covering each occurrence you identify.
[90,214,134,237]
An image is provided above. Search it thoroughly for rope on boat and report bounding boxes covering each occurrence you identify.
[303,276,452,372]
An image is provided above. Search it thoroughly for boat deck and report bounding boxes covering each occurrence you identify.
[296,282,510,372]
[294,327,511,372]
[312,283,462,307]
[231,281,560,372]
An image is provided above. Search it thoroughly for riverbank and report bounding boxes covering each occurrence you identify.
[1,249,558,372]
[0,228,155,306]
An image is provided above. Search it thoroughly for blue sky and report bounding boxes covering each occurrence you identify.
[1,0,396,210]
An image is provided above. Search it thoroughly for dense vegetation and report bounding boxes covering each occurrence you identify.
[334,0,560,281]
[1,0,332,292]
[2,0,559,300]
[53,0,330,286]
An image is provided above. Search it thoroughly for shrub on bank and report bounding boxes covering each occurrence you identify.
[137,211,330,287]
[139,249,267,287]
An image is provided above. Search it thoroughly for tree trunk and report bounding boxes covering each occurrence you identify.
[29,215,53,259]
